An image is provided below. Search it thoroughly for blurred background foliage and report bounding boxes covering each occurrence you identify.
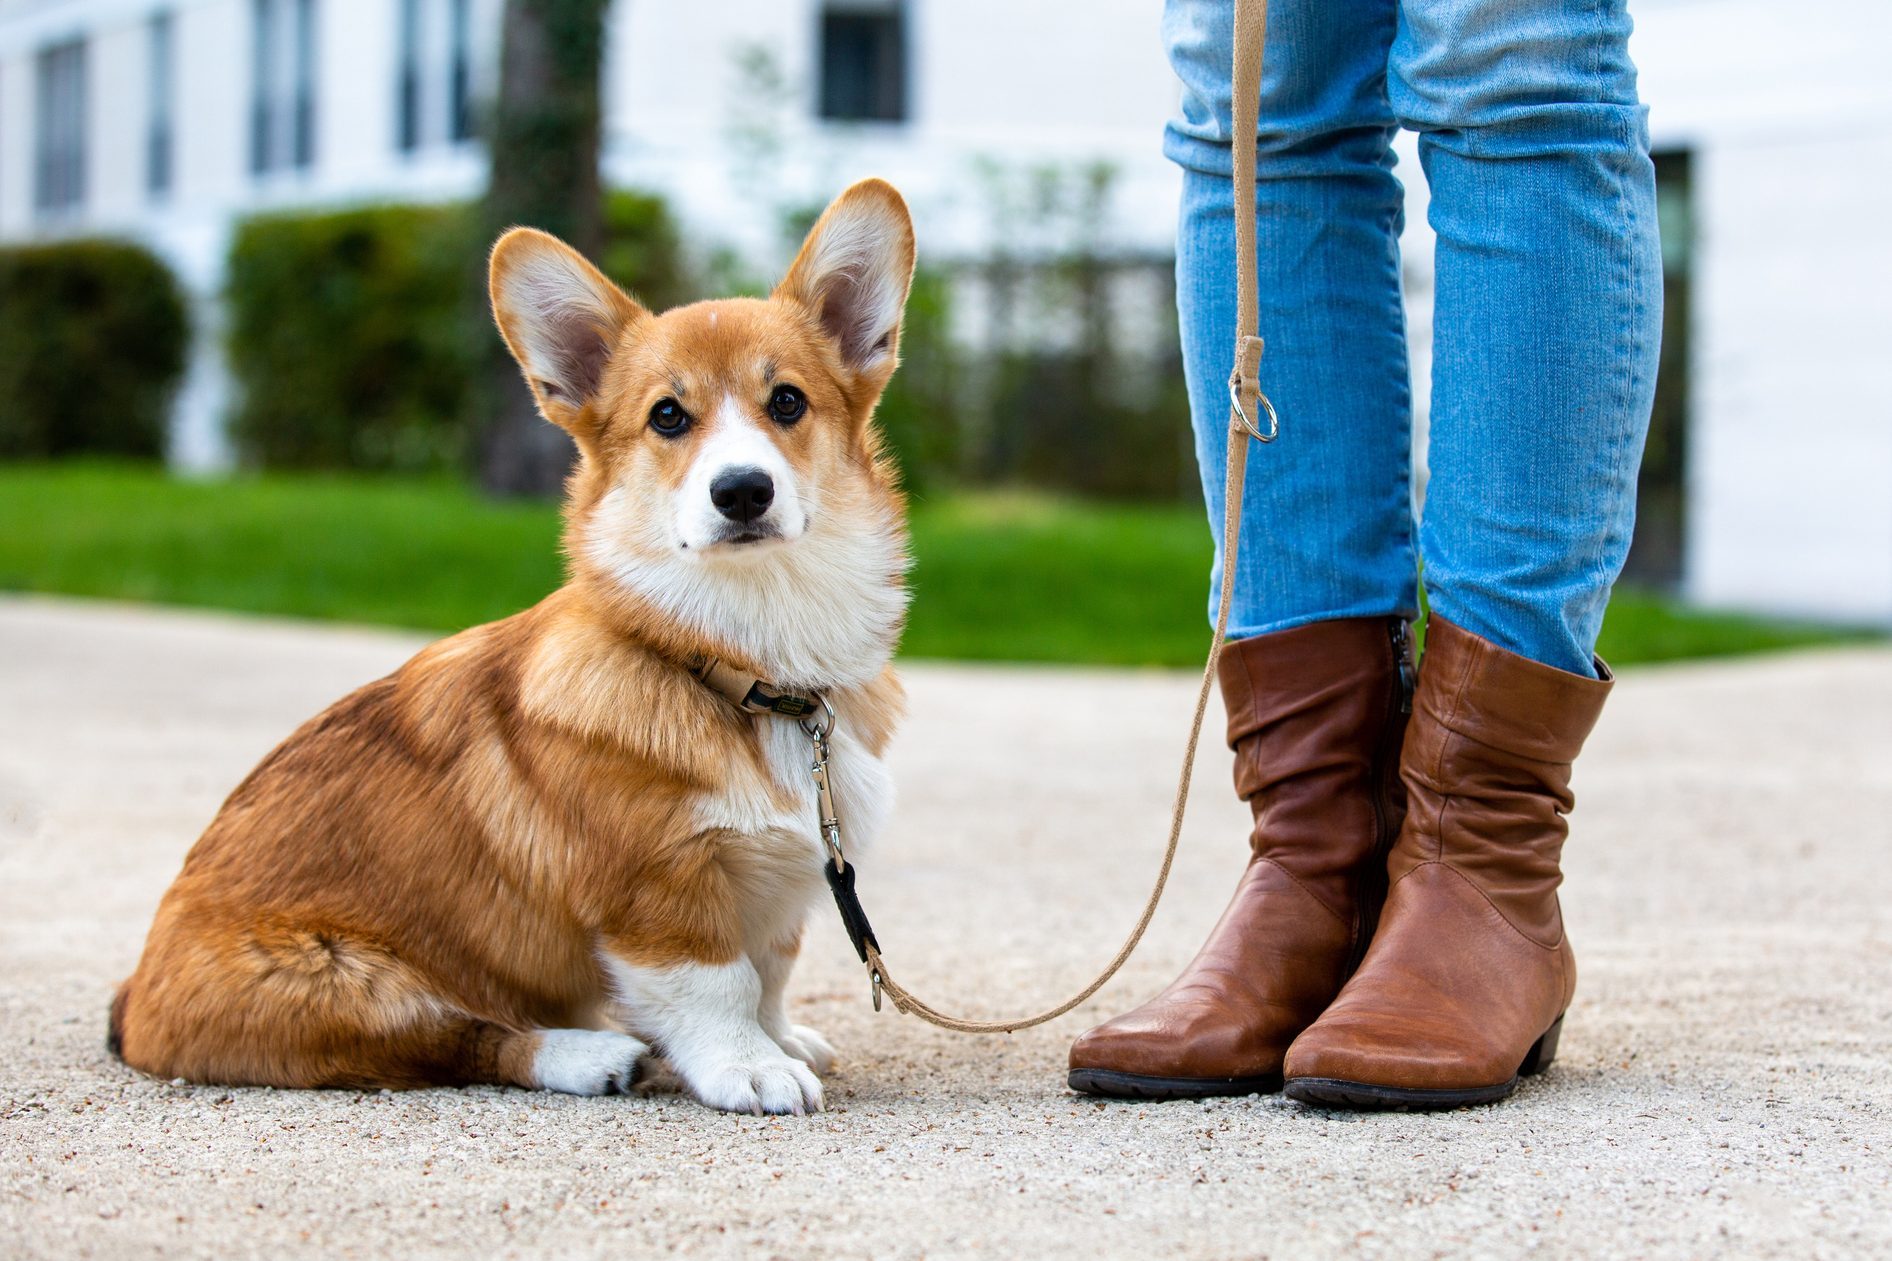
[0,240,189,460]
[88,163,1198,501]
[224,191,690,475]
[227,203,473,473]
[0,174,1875,666]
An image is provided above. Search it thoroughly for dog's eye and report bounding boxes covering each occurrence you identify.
[648,398,690,436]
[768,385,807,426]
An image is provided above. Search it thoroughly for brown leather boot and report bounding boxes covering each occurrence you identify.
[1282,617,1612,1110]
[1067,616,1415,1099]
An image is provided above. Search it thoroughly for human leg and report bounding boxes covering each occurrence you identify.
[1402,0,1661,676]
[1071,0,1416,1099]
[1167,0,1418,637]
[1284,0,1660,1108]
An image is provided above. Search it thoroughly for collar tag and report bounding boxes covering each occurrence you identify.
[693,657,821,718]
[754,688,817,718]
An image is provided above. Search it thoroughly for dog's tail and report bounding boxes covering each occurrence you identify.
[106,984,128,1059]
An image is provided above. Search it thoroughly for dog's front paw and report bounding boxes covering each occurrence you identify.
[774,1023,836,1074]
[532,1029,649,1096]
[689,1053,824,1115]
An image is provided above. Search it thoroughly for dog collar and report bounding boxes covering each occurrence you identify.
[691,657,824,720]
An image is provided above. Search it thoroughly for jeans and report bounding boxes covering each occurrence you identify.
[1167,0,1661,677]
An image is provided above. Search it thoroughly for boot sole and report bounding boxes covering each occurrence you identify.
[1282,1014,1563,1112]
[1067,1067,1283,1101]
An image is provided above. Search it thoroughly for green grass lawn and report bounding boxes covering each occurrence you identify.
[0,461,1873,668]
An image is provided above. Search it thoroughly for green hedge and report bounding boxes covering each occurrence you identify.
[0,240,190,460]
[226,203,470,471]
[597,190,690,315]
[225,191,690,474]
[218,192,1189,499]
[875,267,961,496]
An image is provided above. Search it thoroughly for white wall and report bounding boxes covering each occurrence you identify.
[1685,132,1892,622]
[0,0,500,470]
[0,27,32,230]
[1631,0,1892,624]
[0,0,1182,464]
[603,0,1181,269]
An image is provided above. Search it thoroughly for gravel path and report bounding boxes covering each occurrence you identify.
[2,595,1888,1259]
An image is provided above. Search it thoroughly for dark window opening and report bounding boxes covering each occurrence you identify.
[397,0,475,153]
[396,0,421,151]
[1624,148,1693,590]
[292,0,316,167]
[147,14,175,196]
[34,39,88,215]
[819,5,906,123]
[251,0,317,175]
[448,0,473,141]
[249,0,273,174]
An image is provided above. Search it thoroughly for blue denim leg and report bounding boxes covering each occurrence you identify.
[1392,0,1662,676]
[1165,0,1420,640]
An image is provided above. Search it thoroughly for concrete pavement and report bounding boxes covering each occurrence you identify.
[2,595,1888,1259]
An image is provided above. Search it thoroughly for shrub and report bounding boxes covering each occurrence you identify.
[894,254,1196,502]
[225,191,691,473]
[226,203,476,472]
[992,349,1197,501]
[0,240,190,460]
[875,267,962,495]
[599,189,692,312]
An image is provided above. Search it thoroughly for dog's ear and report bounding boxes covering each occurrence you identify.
[775,178,916,394]
[489,228,646,432]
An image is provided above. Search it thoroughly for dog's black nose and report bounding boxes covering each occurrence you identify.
[710,467,775,523]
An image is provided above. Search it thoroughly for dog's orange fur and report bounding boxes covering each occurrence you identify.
[111,181,914,1094]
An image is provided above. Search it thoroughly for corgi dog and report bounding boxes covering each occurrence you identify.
[109,179,916,1115]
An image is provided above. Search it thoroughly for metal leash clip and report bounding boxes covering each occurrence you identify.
[800,697,843,871]
[799,696,885,1006]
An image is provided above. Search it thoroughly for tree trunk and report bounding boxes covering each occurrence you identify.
[472,0,609,497]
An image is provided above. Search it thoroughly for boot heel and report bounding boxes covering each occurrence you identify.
[1519,1014,1564,1076]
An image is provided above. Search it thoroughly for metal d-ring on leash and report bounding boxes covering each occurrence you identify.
[710,0,1277,1035]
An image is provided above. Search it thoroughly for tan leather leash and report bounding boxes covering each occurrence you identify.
[701,0,1277,1034]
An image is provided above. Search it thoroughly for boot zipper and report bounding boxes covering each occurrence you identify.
[1392,619,1415,716]
[1349,618,1415,972]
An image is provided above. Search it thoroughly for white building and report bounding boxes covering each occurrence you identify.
[0,0,1886,626]
[1629,0,1892,626]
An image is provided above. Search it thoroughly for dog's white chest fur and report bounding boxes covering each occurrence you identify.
[694,707,894,938]
[769,713,892,860]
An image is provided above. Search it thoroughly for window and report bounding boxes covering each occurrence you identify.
[1624,149,1694,589]
[448,0,472,142]
[293,0,316,166]
[818,1,906,123]
[251,0,317,175]
[147,13,175,196]
[395,0,476,154]
[249,0,271,172]
[396,0,421,150]
[34,38,88,215]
